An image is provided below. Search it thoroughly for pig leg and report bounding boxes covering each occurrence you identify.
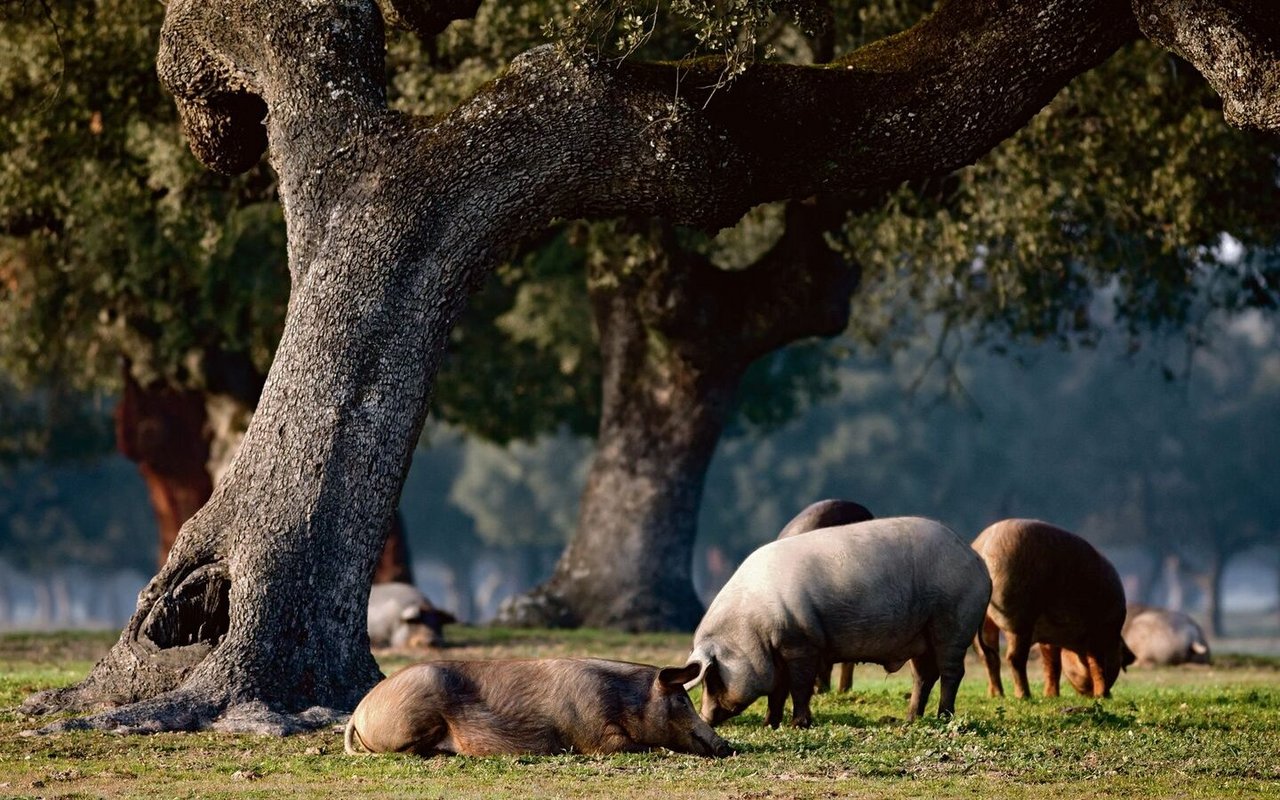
[813,657,832,695]
[836,662,854,693]
[976,616,1004,698]
[1004,630,1033,699]
[933,641,968,718]
[908,653,940,721]
[766,681,789,729]
[1039,643,1062,697]
[786,655,820,729]
[1085,653,1110,699]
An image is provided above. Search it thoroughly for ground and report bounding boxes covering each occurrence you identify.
[1,629,1278,799]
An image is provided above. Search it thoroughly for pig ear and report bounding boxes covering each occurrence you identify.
[424,608,457,626]
[677,649,714,691]
[658,663,703,689]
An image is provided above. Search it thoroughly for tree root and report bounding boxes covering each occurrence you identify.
[20,688,347,737]
[22,689,222,735]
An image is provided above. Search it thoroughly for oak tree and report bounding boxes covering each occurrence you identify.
[19,0,1280,732]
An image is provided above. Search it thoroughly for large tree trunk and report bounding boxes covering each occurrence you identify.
[499,208,856,630]
[117,361,414,582]
[498,280,744,630]
[25,0,1260,731]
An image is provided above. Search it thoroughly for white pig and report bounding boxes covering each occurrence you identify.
[685,516,991,728]
[367,582,456,649]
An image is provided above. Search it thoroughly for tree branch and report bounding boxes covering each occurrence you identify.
[1132,0,1280,131]
[382,0,482,40]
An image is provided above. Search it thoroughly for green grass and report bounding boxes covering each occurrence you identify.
[2,628,1278,798]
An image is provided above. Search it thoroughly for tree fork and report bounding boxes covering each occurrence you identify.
[498,204,857,631]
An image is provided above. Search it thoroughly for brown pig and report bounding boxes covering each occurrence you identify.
[775,499,876,693]
[344,658,734,758]
[972,519,1135,700]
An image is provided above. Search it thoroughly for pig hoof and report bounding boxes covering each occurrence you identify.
[790,717,812,729]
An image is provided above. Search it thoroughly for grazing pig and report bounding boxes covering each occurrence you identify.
[367,582,456,649]
[972,519,1135,700]
[775,499,876,693]
[1123,604,1211,666]
[343,658,734,758]
[686,516,991,728]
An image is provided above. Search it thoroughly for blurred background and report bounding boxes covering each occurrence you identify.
[4,321,1279,642]
[2,1,1278,647]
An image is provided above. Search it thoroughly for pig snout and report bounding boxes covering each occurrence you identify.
[697,730,736,758]
[677,712,735,757]
[394,622,445,649]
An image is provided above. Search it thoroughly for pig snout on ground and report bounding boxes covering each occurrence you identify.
[367,582,456,650]
[1123,604,1212,666]
[973,519,1134,700]
[344,659,734,758]
[688,516,990,729]
[775,499,875,694]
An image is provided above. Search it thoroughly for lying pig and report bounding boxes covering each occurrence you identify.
[1123,604,1211,666]
[686,516,991,728]
[775,498,876,693]
[344,658,734,758]
[367,582,456,649]
[972,519,1134,699]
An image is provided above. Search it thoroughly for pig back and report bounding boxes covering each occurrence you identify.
[700,517,990,665]
[974,519,1125,648]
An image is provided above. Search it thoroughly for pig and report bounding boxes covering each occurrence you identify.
[685,516,991,728]
[775,498,876,693]
[776,499,875,540]
[367,582,456,649]
[972,519,1135,700]
[343,658,734,758]
[1123,604,1211,666]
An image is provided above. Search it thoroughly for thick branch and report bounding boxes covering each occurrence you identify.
[384,0,482,39]
[1132,0,1280,131]
[718,200,858,361]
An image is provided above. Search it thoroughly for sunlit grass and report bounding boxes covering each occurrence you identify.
[1,629,1278,798]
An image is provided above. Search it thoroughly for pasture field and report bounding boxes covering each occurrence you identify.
[1,629,1278,799]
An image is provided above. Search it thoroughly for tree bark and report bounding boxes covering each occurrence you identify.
[27,0,1266,731]
[117,358,415,581]
[499,205,857,631]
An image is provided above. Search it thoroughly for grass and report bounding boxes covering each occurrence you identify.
[1,628,1279,798]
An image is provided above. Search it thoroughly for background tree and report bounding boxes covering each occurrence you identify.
[12,0,1278,734]
[0,0,419,579]
[446,3,1280,631]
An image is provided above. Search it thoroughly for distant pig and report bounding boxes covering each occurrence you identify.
[687,516,991,728]
[344,658,734,758]
[367,582,456,649]
[775,499,876,693]
[1123,604,1211,666]
[972,519,1134,699]
[776,499,875,540]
